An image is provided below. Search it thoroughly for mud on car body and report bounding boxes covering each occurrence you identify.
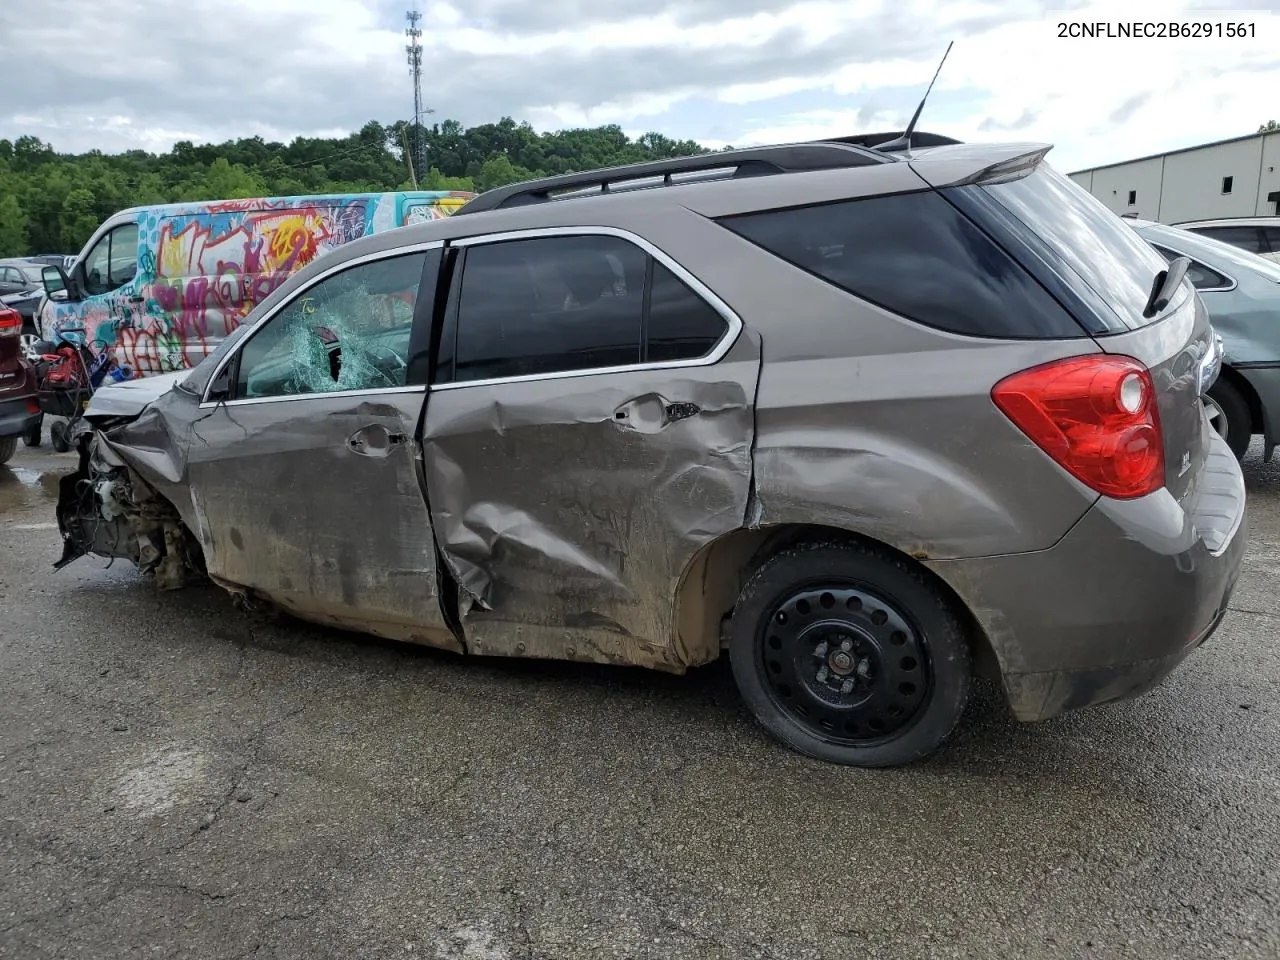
[54,136,1246,767]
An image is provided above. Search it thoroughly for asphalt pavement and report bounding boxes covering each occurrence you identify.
[1,438,1278,960]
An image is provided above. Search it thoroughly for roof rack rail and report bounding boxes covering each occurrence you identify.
[818,131,964,151]
[452,141,891,216]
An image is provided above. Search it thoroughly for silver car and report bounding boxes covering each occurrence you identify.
[52,138,1245,767]
[1129,218,1280,461]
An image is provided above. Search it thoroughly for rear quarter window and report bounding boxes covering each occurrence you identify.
[716,191,1084,339]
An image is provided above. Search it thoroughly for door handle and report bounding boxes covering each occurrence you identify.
[347,424,407,458]
[612,396,702,433]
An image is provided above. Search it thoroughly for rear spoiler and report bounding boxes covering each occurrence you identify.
[908,143,1053,190]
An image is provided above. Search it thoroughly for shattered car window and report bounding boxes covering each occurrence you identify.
[234,251,426,399]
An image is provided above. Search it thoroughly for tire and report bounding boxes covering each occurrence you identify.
[728,541,971,768]
[50,419,70,453]
[1204,377,1252,461]
[22,414,42,448]
[0,436,15,465]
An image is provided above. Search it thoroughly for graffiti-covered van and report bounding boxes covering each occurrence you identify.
[40,190,475,380]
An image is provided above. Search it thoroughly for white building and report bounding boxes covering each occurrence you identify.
[1068,130,1280,224]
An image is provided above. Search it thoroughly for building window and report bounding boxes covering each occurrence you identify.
[1222,175,1234,194]
[1127,190,1136,206]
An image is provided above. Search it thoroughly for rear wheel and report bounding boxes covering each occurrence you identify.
[1204,377,1252,461]
[22,414,42,448]
[728,541,971,767]
[0,436,16,465]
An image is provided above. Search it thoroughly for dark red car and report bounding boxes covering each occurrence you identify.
[0,304,40,465]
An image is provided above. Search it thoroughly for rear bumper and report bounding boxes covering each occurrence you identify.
[928,430,1247,722]
[0,392,41,438]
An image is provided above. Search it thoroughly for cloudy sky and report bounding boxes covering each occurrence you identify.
[4,0,1278,173]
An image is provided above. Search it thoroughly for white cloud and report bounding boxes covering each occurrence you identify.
[1,0,1276,174]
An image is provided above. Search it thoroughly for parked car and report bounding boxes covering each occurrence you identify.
[25,254,77,271]
[1174,217,1280,264]
[0,304,40,465]
[53,140,1244,767]
[1128,218,1280,460]
[0,259,45,297]
[38,190,477,384]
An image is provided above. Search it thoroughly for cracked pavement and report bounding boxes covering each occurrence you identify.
[1,442,1279,959]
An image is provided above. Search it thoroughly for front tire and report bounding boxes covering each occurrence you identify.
[728,541,971,768]
[1205,377,1252,461]
[0,436,16,465]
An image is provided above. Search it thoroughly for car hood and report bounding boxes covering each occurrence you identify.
[85,370,191,419]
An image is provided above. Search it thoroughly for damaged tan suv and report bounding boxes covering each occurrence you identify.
[56,135,1245,767]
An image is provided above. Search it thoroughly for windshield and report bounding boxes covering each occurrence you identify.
[1136,222,1280,283]
[982,164,1175,328]
[18,265,44,283]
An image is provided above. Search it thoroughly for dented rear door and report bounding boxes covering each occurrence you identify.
[421,229,759,670]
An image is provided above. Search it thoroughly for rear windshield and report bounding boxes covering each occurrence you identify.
[982,165,1173,329]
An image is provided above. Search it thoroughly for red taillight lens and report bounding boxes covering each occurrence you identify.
[0,308,20,338]
[992,354,1164,499]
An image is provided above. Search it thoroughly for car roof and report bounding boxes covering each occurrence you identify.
[1174,216,1280,228]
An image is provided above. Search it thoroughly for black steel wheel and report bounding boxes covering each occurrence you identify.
[729,541,971,767]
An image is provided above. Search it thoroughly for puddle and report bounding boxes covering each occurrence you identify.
[0,462,74,514]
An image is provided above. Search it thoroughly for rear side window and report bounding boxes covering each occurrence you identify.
[646,263,729,362]
[981,166,1175,328]
[451,234,731,382]
[1197,226,1267,253]
[455,235,645,382]
[1149,244,1229,290]
[717,191,1082,339]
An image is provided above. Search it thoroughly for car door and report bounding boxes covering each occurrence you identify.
[421,228,760,670]
[48,220,141,352]
[0,267,23,296]
[184,244,459,650]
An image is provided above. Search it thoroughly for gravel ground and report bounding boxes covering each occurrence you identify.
[1,439,1278,960]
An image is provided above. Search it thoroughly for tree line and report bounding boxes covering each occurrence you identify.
[0,117,712,258]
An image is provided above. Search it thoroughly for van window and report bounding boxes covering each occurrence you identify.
[234,252,426,399]
[453,235,647,382]
[82,223,140,296]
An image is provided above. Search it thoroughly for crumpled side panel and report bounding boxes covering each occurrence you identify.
[422,338,761,672]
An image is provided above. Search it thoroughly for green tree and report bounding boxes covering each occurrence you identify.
[59,187,100,251]
[0,191,29,257]
[0,116,714,256]
[1259,120,1280,133]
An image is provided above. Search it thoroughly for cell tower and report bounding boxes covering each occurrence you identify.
[405,8,432,185]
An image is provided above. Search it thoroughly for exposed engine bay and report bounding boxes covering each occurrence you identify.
[54,419,205,591]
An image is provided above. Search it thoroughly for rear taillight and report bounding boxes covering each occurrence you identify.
[992,354,1164,500]
[0,308,20,338]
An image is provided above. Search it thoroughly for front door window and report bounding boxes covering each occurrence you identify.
[233,252,427,399]
[82,223,140,297]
